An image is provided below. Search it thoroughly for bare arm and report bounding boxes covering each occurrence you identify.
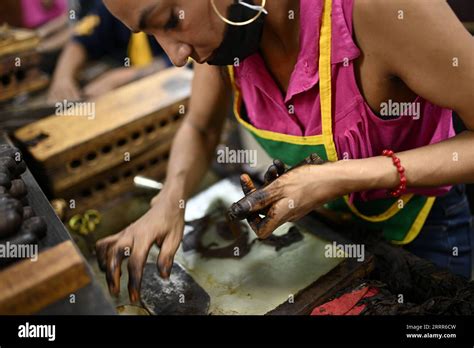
[47,41,87,101]
[36,14,68,39]
[347,0,474,191]
[96,63,230,302]
[160,63,230,201]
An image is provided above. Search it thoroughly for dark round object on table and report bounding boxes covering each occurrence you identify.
[0,144,12,155]
[0,144,19,158]
[22,206,35,220]
[0,207,22,239]
[0,172,11,189]
[9,179,27,199]
[0,195,24,215]
[0,145,26,178]
[14,160,27,177]
[5,231,38,248]
[20,216,47,239]
[0,157,16,177]
[0,165,10,176]
[141,263,210,315]
[20,196,29,206]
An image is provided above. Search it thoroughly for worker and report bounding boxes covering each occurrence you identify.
[47,2,169,102]
[96,0,474,302]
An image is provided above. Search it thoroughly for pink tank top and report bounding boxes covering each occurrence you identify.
[233,0,454,201]
[21,0,67,29]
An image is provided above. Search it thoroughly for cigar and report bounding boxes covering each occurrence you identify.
[9,179,27,199]
[20,216,47,239]
[0,207,22,239]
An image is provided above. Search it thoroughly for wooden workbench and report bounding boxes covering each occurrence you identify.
[0,133,115,315]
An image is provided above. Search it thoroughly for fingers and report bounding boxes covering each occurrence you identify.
[239,174,262,231]
[252,203,286,239]
[69,85,82,101]
[240,173,257,195]
[127,239,153,303]
[292,153,325,169]
[273,159,286,175]
[230,154,323,236]
[264,159,287,186]
[157,223,183,279]
[105,234,133,297]
[47,83,82,103]
[263,159,286,186]
[96,232,122,271]
[264,164,279,186]
[228,182,281,221]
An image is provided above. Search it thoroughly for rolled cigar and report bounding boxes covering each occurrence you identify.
[14,160,27,177]
[20,216,47,239]
[0,231,38,268]
[0,195,23,214]
[0,146,26,177]
[0,157,16,176]
[0,144,17,158]
[22,206,35,220]
[0,232,38,267]
[0,173,11,189]
[9,179,27,199]
[0,207,22,239]
[7,231,38,245]
[0,165,10,176]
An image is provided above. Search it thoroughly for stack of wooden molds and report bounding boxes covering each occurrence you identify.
[0,25,49,102]
[14,67,193,218]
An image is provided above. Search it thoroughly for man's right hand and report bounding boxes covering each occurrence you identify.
[95,191,185,302]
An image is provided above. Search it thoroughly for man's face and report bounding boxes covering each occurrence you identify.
[103,0,231,67]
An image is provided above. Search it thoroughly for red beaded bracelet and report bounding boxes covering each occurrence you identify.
[382,149,407,198]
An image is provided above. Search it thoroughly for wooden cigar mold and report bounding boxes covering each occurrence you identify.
[0,144,47,268]
[15,68,193,218]
[0,240,91,315]
[0,25,49,102]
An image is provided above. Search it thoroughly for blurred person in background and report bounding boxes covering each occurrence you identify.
[47,1,170,102]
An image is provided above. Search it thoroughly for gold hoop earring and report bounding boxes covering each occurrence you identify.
[210,0,267,27]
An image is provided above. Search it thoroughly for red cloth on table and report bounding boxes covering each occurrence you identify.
[311,286,378,316]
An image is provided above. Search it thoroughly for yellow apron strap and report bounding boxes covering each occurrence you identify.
[319,0,338,162]
[392,197,436,245]
[317,0,434,240]
[343,194,414,222]
[128,32,154,67]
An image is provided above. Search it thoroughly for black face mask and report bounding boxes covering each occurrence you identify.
[207,0,267,66]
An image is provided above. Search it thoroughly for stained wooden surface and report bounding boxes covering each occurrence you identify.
[266,214,375,315]
[15,67,193,162]
[0,240,91,314]
[268,255,374,315]
[0,27,39,58]
[59,141,171,219]
[0,72,49,102]
[268,215,374,315]
[14,67,192,198]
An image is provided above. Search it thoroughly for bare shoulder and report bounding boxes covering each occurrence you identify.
[352,0,474,121]
[352,0,454,50]
[353,0,452,25]
[352,0,470,74]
